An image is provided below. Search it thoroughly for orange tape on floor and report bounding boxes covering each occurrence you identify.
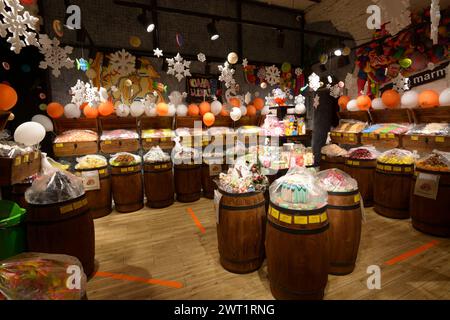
[95,271,183,289]
[385,240,440,266]
[187,208,206,234]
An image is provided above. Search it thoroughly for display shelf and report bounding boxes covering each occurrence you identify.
[369,109,412,124]
[361,132,402,150]
[402,134,450,154]
[234,116,260,128]
[140,117,175,151]
[99,116,140,154]
[140,116,174,130]
[0,151,41,186]
[175,116,202,129]
[53,118,99,157]
[330,132,361,146]
[338,111,370,123]
[410,106,450,124]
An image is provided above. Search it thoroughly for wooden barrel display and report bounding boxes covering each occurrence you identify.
[345,159,376,207]
[266,203,329,300]
[111,164,144,213]
[374,162,414,219]
[217,190,266,273]
[174,163,202,203]
[75,166,112,219]
[410,169,450,237]
[27,195,95,276]
[320,155,347,173]
[201,156,224,199]
[143,161,174,208]
[327,190,362,275]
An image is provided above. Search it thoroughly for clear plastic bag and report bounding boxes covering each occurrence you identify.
[0,253,87,300]
[54,130,98,143]
[416,150,450,172]
[109,152,141,167]
[75,155,108,170]
[0,141,34,158]
[100,129,138,141]
[334,120,367,133]
[377,149,416,165]
[216,159,268,194]
[270,166,328,210]
[347,145,380,160]
[171,136,200,164]
[317,169,358,193]
[407,123,450,136]
[143,146,171,163]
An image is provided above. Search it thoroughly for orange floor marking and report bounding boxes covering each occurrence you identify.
[385,240,440,266]
[95,271,183,289]
[187,208,206,234]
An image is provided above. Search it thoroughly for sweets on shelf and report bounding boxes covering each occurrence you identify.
[75,155,108,170]
[416,150,450,172]
[141,129,174,140]
[54,130,98,143]
[362,123,411,135]
[407,123,450,136]
[347,146,380,160]
[333,120,367,133]
[216,160,268,194]
[317,169,358,193]
[377,149,415,165]
[321,144,348,157]
[109,153,141,167]
[0,141,34,158]
[100,129,139,141]
[143,146,171,164]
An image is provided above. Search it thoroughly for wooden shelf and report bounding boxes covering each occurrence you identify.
[338,111,370,123]
[410,106,450,124]
[370,109,412,124]
[53,118,99,135]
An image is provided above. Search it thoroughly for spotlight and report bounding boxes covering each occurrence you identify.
[334,49,343,56]
[207,21,219,41]
[327,75,333,84]
[138,10,155,33]
[277,29,285,48]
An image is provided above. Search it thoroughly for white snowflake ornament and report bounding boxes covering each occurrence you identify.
[309,73,321,92]
[313,95,320,109]
[166,53,191,82]
[392,74,410,93]
[0,0,39,54]
[109,49,136,76]
[218,62,236,89]
[265,65,281,86]
[70,80,87,107]
[242,58,248,68]
[330,84,341,98]
[85,84,102,108]
[373,0,411,36]
[197,53,206,63]
[153,48,163,58]
[38,34,74,78]
[295,68,303,76]
[430,0,441,45]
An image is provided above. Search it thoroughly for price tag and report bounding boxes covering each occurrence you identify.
[411,136,419,141]
[330,132,335,137]
[354,193,361,203]
[270,208,280,219]
[34,151,39,160]
[393,167,402,172]
[322,156,326,160]
[155,165,161,170]
[128,167,135,172]
[369,133,376,139]
[14,157,21,166]
[352,161,360,166]
[320,213,328,222]
[121,168,128,173]
[23,154,29,163]
[388,134,395,139]
[309,215,321,224]
[279,214,292,224]
[435,137,445,143]
[146,138,153,142]
[55,143,64,148]
[384,165,392,171]
[363,133,369,138]
[377,165,384,170]
[98,169,106,175]
[347,160,353,165]
[405,167,412,173]
[294,216,308,225]
[161,164,168,169]
[104,140,112,145]
[60,204,74,215]
[380,134,387,139]
[349,136,355,142]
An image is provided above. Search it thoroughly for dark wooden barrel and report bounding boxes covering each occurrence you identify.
[410,169,450,237]
[217,190,266,273]
[266,202,329,300]
[327,190,362,275]
[111,164,144,213]
[345,159,376,207]
[26,195,95,276]
[320,154,347,173]
[75,166,112,219]
[374,162,413,219]
[174,163,202,203]
[144,161,174,208]
[201,157,224,199]
[11,182,32,211]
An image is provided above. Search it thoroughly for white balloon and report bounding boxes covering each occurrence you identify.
[401,91,419,109]
[168,91,183,106]
[99,87,109,103]
[31,114,54,132]
[439,88,450,107]
[347,99,358,112]
[371,98,386,110]
[211,100,222,116]
[230,107,242,122]
[295,104,306,114]
[261,106,270,115]
[130,101,145,117]
[144,103,156,117]
[240,106,247,116]
[14,122,46,146]
[116,104,130,117]
[176,104,188,116]
[167,103,176,117]
[64,103,81,119]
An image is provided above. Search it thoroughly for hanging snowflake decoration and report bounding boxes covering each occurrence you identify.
[257,67,266,81]
[0,0,39,54]
[242,58,248,68]
[85,84,102,108]
[109,49,136,76]
[70,80,87,107]
[283,87,294,100]
[430,0,441,45]
[166,53,191,82]
[265,65,281,86]
[329,84,341,98]
[313,95,320,109]
[38,34,74,78]
[218,62,236,89]
[373,0,411,36]
[295,68,303,76]
[308,72,321,92]
[153,48,163,58]
[392,74,410,93]
[197,53,206,63]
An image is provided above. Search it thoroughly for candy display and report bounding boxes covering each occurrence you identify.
[348,146,380,160]
[333,120,367,133]
[54,130,98,143]
[407,123,450,136]
[321,144,348,157]
[416,150,450,172]
[0,253,86,300]
[378,149,415,165]
[100,129,139,141]
[270,166,327,210]
[362,123,411,135]
[75,155,108,170]
[144,146,171,163]
[216,161,268,194]
[141,129,174,139]
[317,169,358,193]
[0,141,33,158]
[109,153,141,167]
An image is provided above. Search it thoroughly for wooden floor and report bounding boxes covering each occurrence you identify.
[87,199,450,300]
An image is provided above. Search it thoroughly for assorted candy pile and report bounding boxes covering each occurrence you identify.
[217,161,268,194]
[101,129,139,141]
[333,120,367,133]
[416,151,450,172]
[0,141,34,158]
[317,169,358,193]
[321,144,348,157]
[378,149,415,165]
[407,123,450,136]
[54,130,98,143]
[362,123,411,135]
[75,155,108,170]
[348,146,379,160]
[109,153,141,167]
[144,146,171,163]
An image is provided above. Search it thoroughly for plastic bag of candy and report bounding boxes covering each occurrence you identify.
[416,150,450,172]
[317,168,358,193]
[378,149,416,165]
[347,145,380,160]
[0,253,87,300]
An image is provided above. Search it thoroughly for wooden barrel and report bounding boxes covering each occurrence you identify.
[320,154,347,173]
[266,203,329,300]
[75,166,112,219]
[327,190,362,275]
[11,182,32,211]
[26,195,95,276]
[111,164,144,213]
[201,157,224,199]
[410,169,450,237]
[174,163,202,203]
[217,190,266,273]
[374,162,413,219]
[143,161,174,208]
[345,159,376,207]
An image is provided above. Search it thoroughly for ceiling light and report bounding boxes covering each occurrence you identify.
[334,49,343,56]
[138,10,155,33]
[207,21,219,41]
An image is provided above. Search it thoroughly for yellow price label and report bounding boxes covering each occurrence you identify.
[393,167,402,172]
[146,138,153,142]
[34,151,39,160]
[104,140,112,145]
[14,157,21,166]
[55,143,64,148]
[435,137,445,143]
[369,133,376,139]
[377,165,384,170]
[121,168,128,173]
[23,155,29,163]
[411,136,419,141]
[405,167,412,173]
[380,134,387,139]
[352,161,360,166]
[161,165,168,169]
[347,160,353,165]
[384,165,392,171]
[279,214,292,224]
[388,134,395,139]
[270,208,280,219]
[354,193,361,203]
[349,136,355,142]
[98,169,106,175]
[294,216,308,225]
[73,200,84,210]
[309,215,321,224]
[155,165,161,170]
[363,133,369,137]
[320,213,328,222]
[60,204,74,215]
[128,167,135,172]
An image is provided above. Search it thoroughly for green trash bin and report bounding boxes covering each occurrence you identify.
[0,201,27,260]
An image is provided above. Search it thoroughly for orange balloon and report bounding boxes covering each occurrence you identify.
[47,102,64,119]
[247,105,257,116]
[98,101,114,116]
[253,98,264,110]
[220,105,230,116]
[229,98,241,108]
[80,102,88,110]
[156,102,169,116]
[83,105,99,119]
[203,112,215,127]
[188,104,199,116]
[382,90,401,109]
[199,101,211,116]
[356,95,372,111]
[0,84,18,111]
[338,96,350,110]
[419,90,439,108]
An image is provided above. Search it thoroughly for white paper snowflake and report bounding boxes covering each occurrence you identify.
[257,67,266,81]
[218,62,236,89]
[283,87,294,100]
[392,74,410,93]
[313,95,320,109]
[330,84,341,98]
[109,49,136,76]
[85,84,102,108]
[0,0,39,54]
[38,34,74,78]
[153,48,163,58]
[308,72,321,92]
[295,68,303,76]
[345,73,358,98]
[166,53,191,82]
[373,0,411,36]
[197,53,206,63]
[430,0,441,45]
[242,58,248,68]
[265,65,281,86]
[70,80,87,107]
